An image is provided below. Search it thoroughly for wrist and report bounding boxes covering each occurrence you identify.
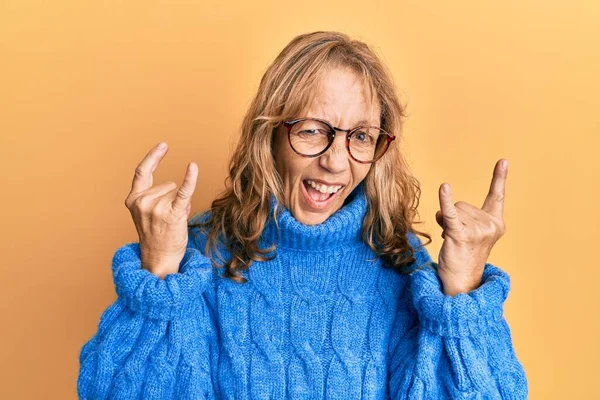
[141,255,182,279]
[438,270,481,297]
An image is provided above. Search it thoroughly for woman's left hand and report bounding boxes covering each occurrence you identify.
[434,159,508,296]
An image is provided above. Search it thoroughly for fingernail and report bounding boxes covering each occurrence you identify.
[158,142,167,150]
[443,183,450,194]
[503,160,508,169]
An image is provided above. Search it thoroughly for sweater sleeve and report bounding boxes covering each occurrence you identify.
[77,229,219,400]
[387,233,528,399]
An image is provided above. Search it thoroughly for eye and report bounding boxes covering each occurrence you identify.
[299,129,324,135]
[354,131,372,143]
[291,120,332,138]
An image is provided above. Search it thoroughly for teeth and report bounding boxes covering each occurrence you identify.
[306,180,343,194]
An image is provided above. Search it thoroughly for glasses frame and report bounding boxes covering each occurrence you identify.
[282,117,396,164]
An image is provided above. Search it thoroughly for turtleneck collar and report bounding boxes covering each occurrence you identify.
[262,182,368,251]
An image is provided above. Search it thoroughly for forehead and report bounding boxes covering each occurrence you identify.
[303,67,381,125]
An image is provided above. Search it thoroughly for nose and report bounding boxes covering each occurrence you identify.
[318,132,350,173]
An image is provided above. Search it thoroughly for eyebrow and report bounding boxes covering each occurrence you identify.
[318,117,372,127]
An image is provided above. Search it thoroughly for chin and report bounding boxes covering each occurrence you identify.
[293,194,346,225]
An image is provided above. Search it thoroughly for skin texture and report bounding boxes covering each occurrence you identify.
[125,141,199,279]
[435,159,509,296]
[273,66,380,225]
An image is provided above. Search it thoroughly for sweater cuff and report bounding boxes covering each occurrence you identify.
[111,243,214,321]
[409,262,510,338]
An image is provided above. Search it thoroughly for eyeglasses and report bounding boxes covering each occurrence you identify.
[282,117,395,164]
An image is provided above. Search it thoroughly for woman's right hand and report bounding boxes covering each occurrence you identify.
[124,142,198,279]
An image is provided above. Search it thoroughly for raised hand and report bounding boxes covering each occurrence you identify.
[434,159,508,296]
[124,142,198,279]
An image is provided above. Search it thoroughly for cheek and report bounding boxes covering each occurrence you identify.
[274,138,294,177]
[352,164,372,184]
[275,150,311,187]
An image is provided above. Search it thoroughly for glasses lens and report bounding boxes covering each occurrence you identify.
[349,128,389,162]
[289,119,332,156]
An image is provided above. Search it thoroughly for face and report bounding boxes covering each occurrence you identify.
[273,66,381,225]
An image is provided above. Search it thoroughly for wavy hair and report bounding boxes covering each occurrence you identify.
[189,31,433,283]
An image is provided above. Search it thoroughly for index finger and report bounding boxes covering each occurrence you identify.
[129,142,168,197]
[482,159,507,218]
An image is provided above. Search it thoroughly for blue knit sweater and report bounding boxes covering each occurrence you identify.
[77,184,528,399]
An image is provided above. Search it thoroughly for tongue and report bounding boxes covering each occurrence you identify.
[307,184,332,202]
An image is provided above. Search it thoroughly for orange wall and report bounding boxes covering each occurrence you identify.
[1,1,598,398]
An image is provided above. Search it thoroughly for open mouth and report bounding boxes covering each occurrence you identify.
[301,179,345,210]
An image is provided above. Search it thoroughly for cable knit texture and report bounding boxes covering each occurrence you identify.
[77,183,528,399]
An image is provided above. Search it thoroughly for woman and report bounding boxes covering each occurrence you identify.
[77,31,527,399]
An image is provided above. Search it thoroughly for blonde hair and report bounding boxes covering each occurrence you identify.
[189,31,432,283]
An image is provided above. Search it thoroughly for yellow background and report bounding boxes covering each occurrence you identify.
[1,0,598,398]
